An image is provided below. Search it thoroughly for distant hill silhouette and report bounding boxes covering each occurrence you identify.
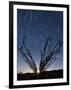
[17,69,63,80]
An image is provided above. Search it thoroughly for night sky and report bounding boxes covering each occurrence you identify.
[17,9,63,73]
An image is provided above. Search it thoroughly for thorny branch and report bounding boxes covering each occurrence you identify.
[18,37,37,73]
[39,38,63,72]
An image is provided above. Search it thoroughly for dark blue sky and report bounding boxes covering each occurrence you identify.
[17,9,63,73]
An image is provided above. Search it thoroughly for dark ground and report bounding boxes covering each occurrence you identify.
[17,69,63,80]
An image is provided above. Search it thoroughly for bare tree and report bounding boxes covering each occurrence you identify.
[18,35,62,74]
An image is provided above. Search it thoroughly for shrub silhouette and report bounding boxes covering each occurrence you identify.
[18,36,63,74]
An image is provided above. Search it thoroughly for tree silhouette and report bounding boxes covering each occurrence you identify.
[18,35,63,74]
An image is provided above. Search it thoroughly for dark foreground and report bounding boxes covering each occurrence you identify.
[17,69,63,80]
